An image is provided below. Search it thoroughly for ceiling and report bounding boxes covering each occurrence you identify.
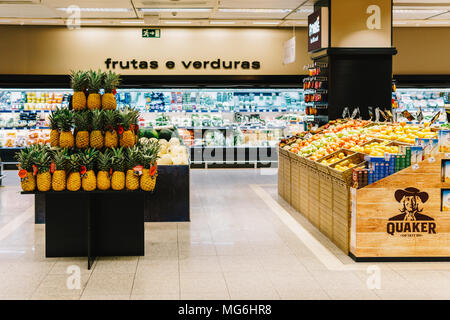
[0,0,449,27]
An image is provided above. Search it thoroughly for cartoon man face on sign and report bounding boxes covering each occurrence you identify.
[389,187,434,221]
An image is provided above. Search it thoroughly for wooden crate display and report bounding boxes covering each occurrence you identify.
[308,165,320,228]
[352,154,450,259]
[319,171,333,238]
[283,152,292,204]
[278,148,285,199]
[289,153,301,212]
[329,153,366,186]
[299,161,309,218]
[332,177,351,254]
[316,149,356,174]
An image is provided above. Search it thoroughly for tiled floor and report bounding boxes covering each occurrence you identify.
[1,169,450,300]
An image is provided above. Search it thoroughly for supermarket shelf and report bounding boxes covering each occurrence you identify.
[0,126,49,130]
[178,126,287,130]
[0,110,53,113]
[137,108,297,113]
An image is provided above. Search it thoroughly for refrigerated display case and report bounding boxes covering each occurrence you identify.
[393,88,450,123]
[0,87,306,167]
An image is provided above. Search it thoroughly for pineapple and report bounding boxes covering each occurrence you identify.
[119,108,140,148]
[70,70,87,111]
[15,146,37,191]
[90,110,104,149]
[104,110,119,148]
[102,71,120,110]
[125,146,141,191]
[51,148,68,191]
[140,141,160,192]
[86,70,104,110]
[96,150,112,190]
[74,111,91,149]
[48,109,60,147]
[66,154,81,191]
[35,148,52,192]
[58,108,74,149]
[111,147,125,190]
[80,149,98,191]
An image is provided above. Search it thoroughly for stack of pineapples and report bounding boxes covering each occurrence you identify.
[16,70,160,193]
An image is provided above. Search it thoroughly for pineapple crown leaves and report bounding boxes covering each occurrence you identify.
[70,70,88,92]
[91,110,104,131]
[79,148,99,171]
[57,108,73,132]
[125,146,142,170]
[15,146,36,171]
[73,111,92,131]
[86,69,105,93]
[103,71,121,93]
[67,153,81,173]
[52,148,69,171]
[119,108,140,131]
[34,150,52,173]
[48,108,63,130]
[96,150,112,172]
[104,110,120,131]
[110,147,125,172]
[140,141,160,169]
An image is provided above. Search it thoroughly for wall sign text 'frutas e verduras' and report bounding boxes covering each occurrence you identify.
[104,58,261,70]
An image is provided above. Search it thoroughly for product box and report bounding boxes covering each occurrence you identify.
[411,146,424,165]
[439,129,450,153]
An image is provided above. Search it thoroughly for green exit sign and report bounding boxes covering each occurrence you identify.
[142,29,160,38]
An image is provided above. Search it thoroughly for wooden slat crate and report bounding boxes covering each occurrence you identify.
[278,148,285,199]
[283,153,292,204]
[299,161,309,218]
[308,166,320,228]
[290,155,301,212]
[332,177,350,253]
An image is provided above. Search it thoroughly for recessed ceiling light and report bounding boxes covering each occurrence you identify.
[139,8,211,12]
[120,20,145,24]
[164,21,192,24]
[210,21,235,25]
[80,20,103,24]
[252,21,280,25]
[393,9,446,14]
[219,8,291,13]
[57,8,131,12]
[0,19,12,23]
[31,20,59,24]
[295,8,314,13]
[425,21,450,25]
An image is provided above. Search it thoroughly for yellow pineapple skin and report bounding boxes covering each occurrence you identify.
[111,171,125,190]
[37,171,51,192]
[76,131,90,149]
[52,170,66,191]
[102,93,117,110]
[105,130,118,148]
[67,172,81,191]
[50,130,59,147]
[97,171,111,190]
[59,131,74,148]
[82,170,97,191]
[140,169,157,191]
[73,91,86,111]
[120,130,135,148]
[126,170,139,190]
[21,172,36,192]
[90,130,104,149]
[87,93,101,110]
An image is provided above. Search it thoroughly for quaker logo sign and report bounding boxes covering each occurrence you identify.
[387,187,436,237]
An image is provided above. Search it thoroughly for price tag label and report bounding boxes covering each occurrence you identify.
[428,157,436,163]
[412,164,420,171]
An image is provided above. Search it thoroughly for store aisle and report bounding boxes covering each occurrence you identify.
[1,169,450,300]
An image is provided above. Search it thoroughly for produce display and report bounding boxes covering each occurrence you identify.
[14,70,186,193]
[280,119,442,186]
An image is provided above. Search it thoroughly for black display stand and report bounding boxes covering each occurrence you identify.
[311,48,397,122]
[23,190,145,269]
[34,165,191,224]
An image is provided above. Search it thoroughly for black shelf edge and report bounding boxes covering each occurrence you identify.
[349,252,450,262]
[0,75,307,89]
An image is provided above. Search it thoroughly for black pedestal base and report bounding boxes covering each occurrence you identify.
[29,191,145,269]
